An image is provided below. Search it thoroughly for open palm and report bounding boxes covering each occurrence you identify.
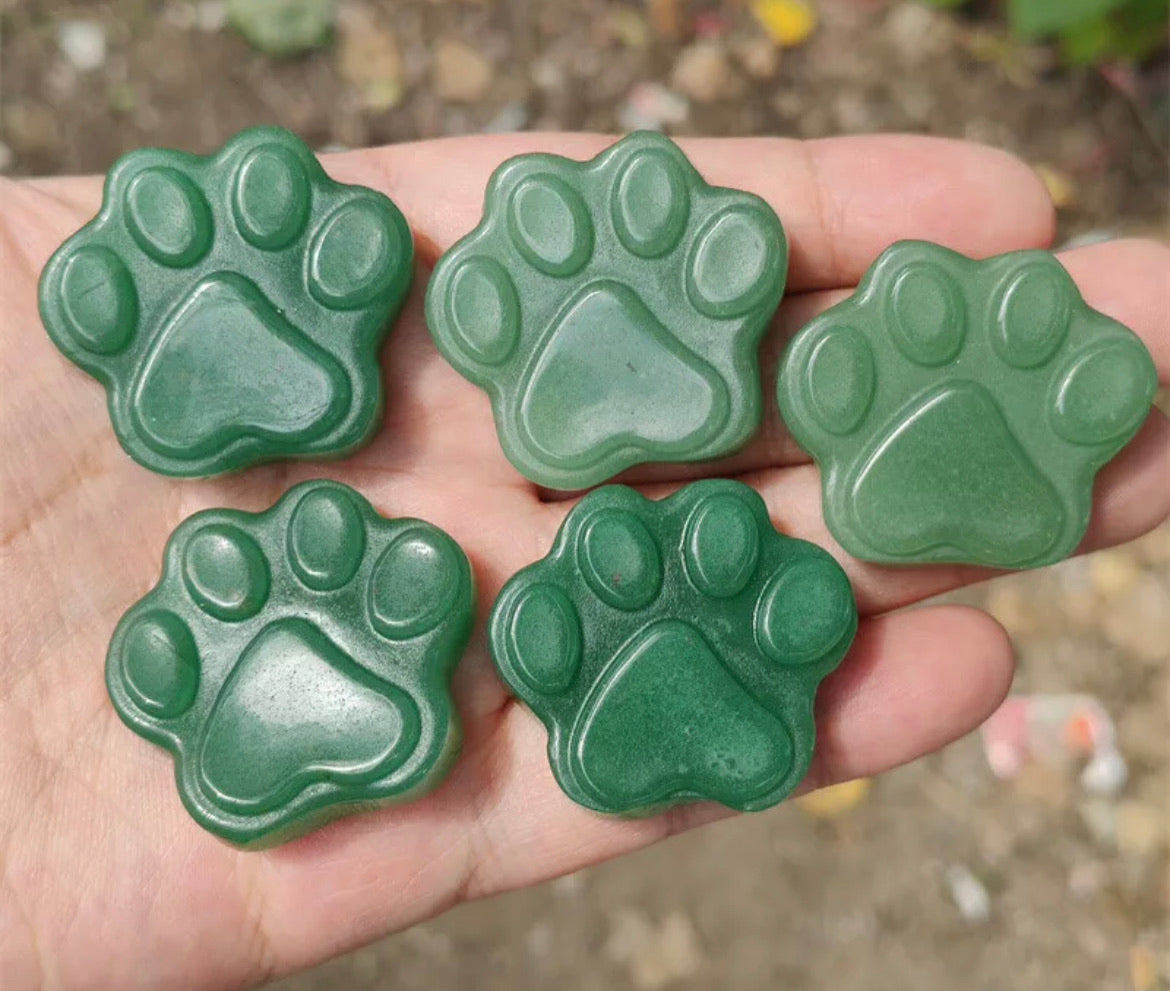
[2,133,1167,991]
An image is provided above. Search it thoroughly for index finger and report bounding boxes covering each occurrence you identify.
[326,131,1057,291]
[23,131,1057,293]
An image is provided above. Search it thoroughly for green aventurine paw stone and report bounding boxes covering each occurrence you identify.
[425,131,788,490]
[39,126,413,477]
[777,241,1157,569]
[489,480,857,815]
[107,480,474,846]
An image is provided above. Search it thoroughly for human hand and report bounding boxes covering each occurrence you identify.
[2,133,1166,991]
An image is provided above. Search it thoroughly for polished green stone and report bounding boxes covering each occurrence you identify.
[777,241,1157,569]
[39,126,413,477]
[106,480,474,847]
[489,480,857,815]
[425,131,788,490]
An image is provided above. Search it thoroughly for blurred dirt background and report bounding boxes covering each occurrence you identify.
[3,1,1167,989]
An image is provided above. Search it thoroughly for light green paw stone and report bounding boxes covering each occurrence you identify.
[778,241,1157,569]
[425,131,789,490]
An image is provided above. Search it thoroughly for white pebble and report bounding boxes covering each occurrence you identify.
[196,1,228,31]
[945,863,991,924]
[57,20,107,72]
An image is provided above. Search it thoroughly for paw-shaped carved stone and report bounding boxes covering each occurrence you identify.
[778,242,1158,569]
[489,481,857,814]
[106,480,474,846]
[426,132,788,490]
[39,126,413,477]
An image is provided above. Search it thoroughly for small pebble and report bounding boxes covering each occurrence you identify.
[1134,523,1170,564]
[3,101,62,156]
[606,907,703,990]
[1116,801,1166,860]
[1060,229,1117,251]
[833,91,877,133]
[647,0,686,40]
[796,778,872,819]
[1081,748,1128,797]
[348,949,379,983]
[552,871,585,898]
[163,3,196,29]
[57,20,107,72]
[525,920,553,961]
[602,7,650,48]
[400,923,455,958]
[1119,687,1170,766]
[1034,163,1078,209]
[166,1,227,31]
[1079,797,1119,849]
[196,1,228,32]
[337,6,404,111]
[670,41,731,104]
[1101,576,1170,662]
[617,82,689,131]
[945,863,991,924]
[432,39,494,104]
[1131,944,1159,991]
[1066,859,1108,901]
[985,580,1040,637]
[884,2,948,62]
[1090,548,1143,599]
[732,36,780,80]
[530,56,566,92]
[483,102,529,134]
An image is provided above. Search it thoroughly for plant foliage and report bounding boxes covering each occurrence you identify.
[919,0,1168,63]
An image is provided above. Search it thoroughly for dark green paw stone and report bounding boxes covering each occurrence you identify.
[488,480,857,815]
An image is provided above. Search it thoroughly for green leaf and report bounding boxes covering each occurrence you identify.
[1058,0,1168,63]
[1008,0,1129,37]
[1058,15,1116,62]
[1110,0,1170,60]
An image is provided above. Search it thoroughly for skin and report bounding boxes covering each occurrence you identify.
[0,133,1167,991]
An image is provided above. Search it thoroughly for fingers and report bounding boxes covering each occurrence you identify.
[763,135,1055,291]
[733,463,986,615]
[800,605,1014,791]
[452,604,1011,899]
[1058,237,1170,378]
[618,235,1170,493]
[568,399,1168,618]
[530,229,1170,618]
[741,404,1170,616]
[26,132,1055,294]
[254,547,1015,957]
[14,132,1058,488]
[1081,412,1170,551]
[328,132,1054,291]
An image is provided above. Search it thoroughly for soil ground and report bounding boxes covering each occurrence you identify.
[2,2,1167,989]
